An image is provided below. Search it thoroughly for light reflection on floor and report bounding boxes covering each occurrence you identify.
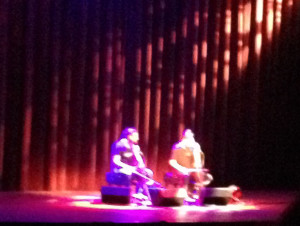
[0,191,296,223]
[68,196,257,212]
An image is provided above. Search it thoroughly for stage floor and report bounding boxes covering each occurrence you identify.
[0,190,298,225]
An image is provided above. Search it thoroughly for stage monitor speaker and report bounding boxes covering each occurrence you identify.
[101,186,130,204]
[149,187,187,206]
[199,187,233,205]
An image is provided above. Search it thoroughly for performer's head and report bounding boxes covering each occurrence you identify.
[120,127,139,144]
[181,129,195,142]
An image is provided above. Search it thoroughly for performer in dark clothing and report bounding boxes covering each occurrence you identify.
[110,127,153,204]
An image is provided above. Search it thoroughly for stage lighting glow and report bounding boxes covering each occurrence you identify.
[70,201,153,210]
[71,195,100,200]
[70,200,257,212]
[267,0,274,41]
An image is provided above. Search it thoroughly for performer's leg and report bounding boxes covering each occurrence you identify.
[131,172,151,202]
[189,172,204,199]
[142,183,152,202]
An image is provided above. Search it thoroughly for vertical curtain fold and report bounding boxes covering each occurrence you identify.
[72,0,88,190]
[139,0,153,160]
[174,0,188,139]
[148,0,164,178]
[57,0,73,191]
[133,0,143,129]
[213,0,231,185]
[195,0,209,141]
[4,0,26,190]
[0,0,9,189]
[100,0,114,188]
[188,0,200,132]
[21,0,36,191]
[157,0,177,179]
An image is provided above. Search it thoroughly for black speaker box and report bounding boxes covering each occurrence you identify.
[199,187,233,205]
[149,187,186,206]
[101,186,131,204]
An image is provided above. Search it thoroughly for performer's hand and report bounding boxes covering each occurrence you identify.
[181,168,190,175]
[120,165,136,175]
[138,162,146,168]
[128,165,136,172]
[186,168,203,173]
[146,180,154,185]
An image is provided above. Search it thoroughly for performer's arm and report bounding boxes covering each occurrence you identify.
[169,159,190,175]
[132,145,145,169]
[193,143,204,168]
[113,155,136,175]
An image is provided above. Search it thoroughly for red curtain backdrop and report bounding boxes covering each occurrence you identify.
[0,0,299,191]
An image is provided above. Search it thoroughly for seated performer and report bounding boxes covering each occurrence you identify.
[110,127,154,204]
[169,129,213,200]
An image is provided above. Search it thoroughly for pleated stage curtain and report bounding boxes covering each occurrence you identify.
[0,0,299,191]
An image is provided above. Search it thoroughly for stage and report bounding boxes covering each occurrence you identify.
[0,190,298,225]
